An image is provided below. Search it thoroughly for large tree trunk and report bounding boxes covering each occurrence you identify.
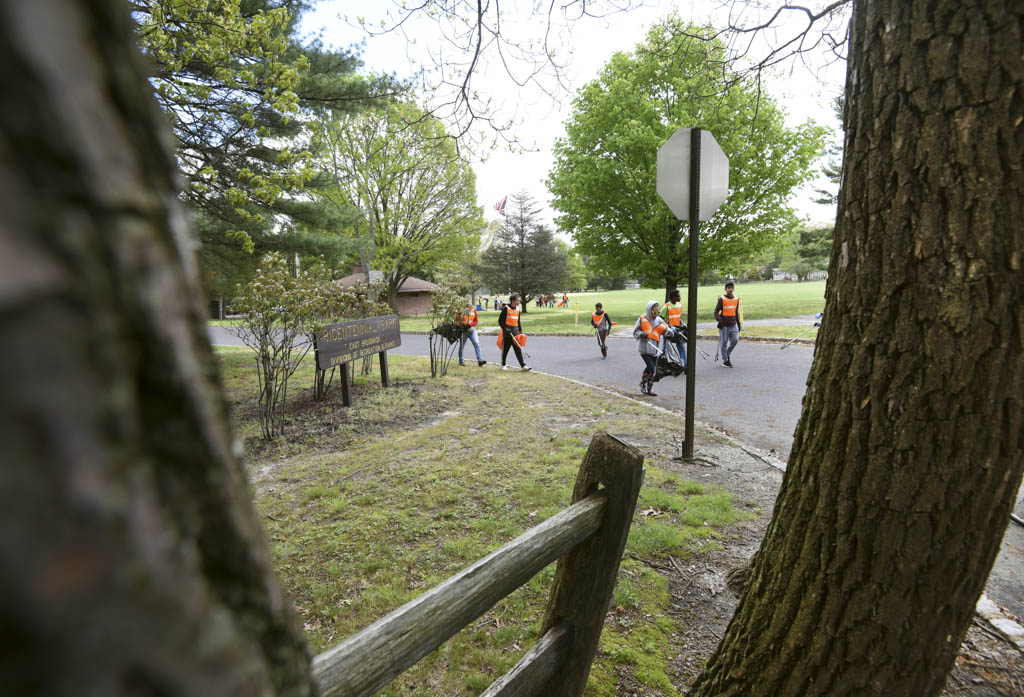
[691,1,1024,696]
[0,2,314,696]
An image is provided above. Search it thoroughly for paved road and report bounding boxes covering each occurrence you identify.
[208,325,1023,620]
[393,331,812,461]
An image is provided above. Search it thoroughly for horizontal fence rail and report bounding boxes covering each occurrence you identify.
[311,431,644,697]
[312,494,607,697]
[478,621,572,697]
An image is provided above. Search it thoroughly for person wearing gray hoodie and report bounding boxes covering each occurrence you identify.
[633,300,676,395]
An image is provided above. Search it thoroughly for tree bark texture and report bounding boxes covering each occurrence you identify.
[0,2,314,696]
[691,1,1023,696]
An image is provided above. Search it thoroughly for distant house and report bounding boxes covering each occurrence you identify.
[336,271,438,316]
[772,269,828,282]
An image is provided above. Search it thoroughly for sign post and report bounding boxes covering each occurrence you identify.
[656,128,729,460]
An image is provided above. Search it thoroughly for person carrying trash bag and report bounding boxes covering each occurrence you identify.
[591,302,612,359]
[456,302,487,367]
[660,288,687,369]
[633,300,676,396]
[497,293,531,371]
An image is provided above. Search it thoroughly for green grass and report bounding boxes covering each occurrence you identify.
[396,281,825,335]
[218,349,759,697]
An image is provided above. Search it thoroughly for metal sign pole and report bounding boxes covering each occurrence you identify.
[683,129,701,460]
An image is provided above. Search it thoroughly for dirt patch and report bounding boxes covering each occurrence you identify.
[629,420,1024,695]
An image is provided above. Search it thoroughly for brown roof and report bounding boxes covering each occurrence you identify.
[336,272,438,294]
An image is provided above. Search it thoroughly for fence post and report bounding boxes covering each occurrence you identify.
[536,431,644,697]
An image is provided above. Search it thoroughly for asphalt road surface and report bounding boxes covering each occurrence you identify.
[390,331,813,461]
[209,325,1023,620]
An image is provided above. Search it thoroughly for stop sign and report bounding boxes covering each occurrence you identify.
[656,128,729,221]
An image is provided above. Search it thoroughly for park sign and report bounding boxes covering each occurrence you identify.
[656,127,729,220]
[315,314,401,370]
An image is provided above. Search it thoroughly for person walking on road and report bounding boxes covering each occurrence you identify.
[633,300,675,395]
[714,281,742,367]
[456,303,487,367]
[591,302,612,359]
[498,293,531,372]
[660,288,687,368]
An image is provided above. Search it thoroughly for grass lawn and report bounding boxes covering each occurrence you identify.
[220,349,757,696]
[398,281,826,335]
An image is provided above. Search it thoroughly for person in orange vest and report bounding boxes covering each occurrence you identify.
[659,288,686,368]
[498,293,530,371]
[591,302,612,359]
[633,300,676,395]
[456,302,487,367]
[714,281,742,367]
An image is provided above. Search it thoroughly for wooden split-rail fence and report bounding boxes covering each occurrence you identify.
[311,431,645,697]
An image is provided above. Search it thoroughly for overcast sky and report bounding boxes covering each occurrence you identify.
[299,1,847,231]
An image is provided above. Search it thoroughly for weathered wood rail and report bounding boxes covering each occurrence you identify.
[311,431,644,697]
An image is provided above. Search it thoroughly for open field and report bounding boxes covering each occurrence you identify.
[398,281,826,335]
[220,349,760,696]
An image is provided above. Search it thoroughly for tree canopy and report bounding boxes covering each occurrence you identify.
[132,0,401,255]
[548,15,826,296]
[310,101,485,309]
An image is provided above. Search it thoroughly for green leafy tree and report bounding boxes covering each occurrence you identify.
[310,101,485,310]
[548,15,826,298]
[476,191,569,311]
[132,0,401,261]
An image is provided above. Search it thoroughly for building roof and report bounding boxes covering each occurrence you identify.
[336,272,438,294]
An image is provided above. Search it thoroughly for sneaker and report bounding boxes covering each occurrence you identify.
[478,360,487,366]
[521,365,532,372]
[723,360,733,368]
[501,365,510,371]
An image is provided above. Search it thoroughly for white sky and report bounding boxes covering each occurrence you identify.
[299,1,847,231]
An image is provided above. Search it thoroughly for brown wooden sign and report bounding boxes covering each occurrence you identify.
[315,314,401,370]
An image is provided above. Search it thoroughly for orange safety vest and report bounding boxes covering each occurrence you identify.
[592,312,607,328]
[640,316,667,342]
[460,310,476,325]
[505,306,520,327]
[665,304,683,326]
[720,296,739,317]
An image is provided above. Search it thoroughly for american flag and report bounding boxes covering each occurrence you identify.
[493,195,507,216]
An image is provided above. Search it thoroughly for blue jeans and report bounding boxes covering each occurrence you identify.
[459,327,483,363]
[719,325,739,362]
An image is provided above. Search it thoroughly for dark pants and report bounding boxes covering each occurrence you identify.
[502,331,525,366]
[641,353,657,376]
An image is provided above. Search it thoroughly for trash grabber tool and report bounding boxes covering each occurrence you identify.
[780,322,820,350]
